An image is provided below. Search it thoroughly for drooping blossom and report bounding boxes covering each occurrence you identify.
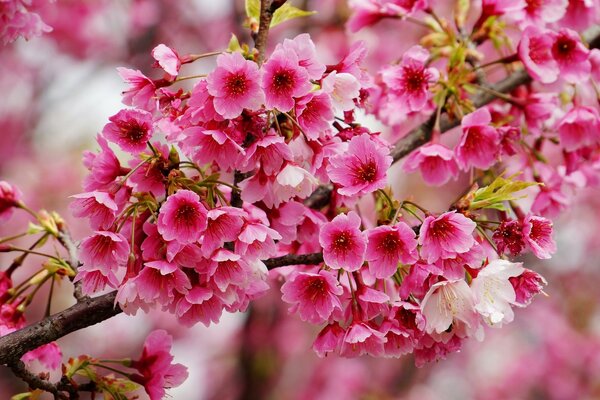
[201,207,246,257]
[239,132,293,175]
[22,342,62,370]
[419,211,476,263]
[347,0,428,32]
[0,181,22,222]
[271,163,318,208]
[102,109,153,153]
[321,71,361,112]
[365,222,418,278]
[262,48,312,112]
[313,323,345,357]
[493,219,526,256]
[509,268,547,306]
[319,211,367,271]
[181,127,245,171]
[70,191,119,230]
[157,189,208,244]
[403,143,459,186]
[551,28,591,83]
[340,321,387,357]
[381,45,439,113]
[79,231,130,275]
[130,330,188,400]
[455,108,500,170]
[327,134,392,197]
[522,215,556,259]
[152,44,181,77]
[117,67,159,111]
[206,52,264,118]
[277,33,326,80]
[471,260,524,326]
[82,136,123,191]
[281,270,344,324]
[296,91,334,139]
[518,26,559,84]
[420,280,480,337]
[557,106,600,151]
[176,286,223,327]
[134,261,191,304]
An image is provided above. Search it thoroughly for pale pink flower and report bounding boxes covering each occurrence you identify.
[365,222,418,279]
[296,91,334,140]
[561,0,599,30]
[271,163,318,207]
[509,268,547,306]
[551,28,591,83]
[131,330,188,400]
[281,270,343,324]
[455,108,500,170]
[319,211,367,271]
[514,0,567,26]
[134,261,191,304]
[269,201,305,244]
[117,67,158,111]
[420,280,479,336]
[278,33,326,80]
[557,106,600,151]
[347,0,428,32]
[518,26,559,84]
[206,52,264,119]
[403,143,459,186]
[381,45,439,113]
[176,286,223,327]
[522,215,556,259]
[0,3,52,45]
[22,342,62,370]
[152,44,181,77]
[0,181,22,222]
[262,48,312,112]
[79,231,130,275]
[471,260,524,326]
[102,109,153,153]
[239,171,276,207]
[327,134,392,197]
[419,211,476,263]
[157,190,208,244]
[321,71,361,112]
[70,191,119,230]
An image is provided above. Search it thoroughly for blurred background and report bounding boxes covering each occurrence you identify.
[1,0,600,399]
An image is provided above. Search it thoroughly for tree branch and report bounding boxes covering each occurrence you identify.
[254,0,286,65]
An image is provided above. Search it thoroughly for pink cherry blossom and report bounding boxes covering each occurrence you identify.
[262,48,312,112]
[517,0,567,26]
[130,330,188,400]
[134,261,191,304]
[455,108,500,170]
[321,71,361,112]
[152,44,181,77]
[176,286,223,327]
[419,211,476,263]
[522,215,556,259]
[381,45,439,113]
[157,189,208,244]
[319,211,367,271]
[278,33,326,80]
[509,268,547,306]
[340,321,387,357]
[102,109,153,153]
[557,106,600,151]
[82,135,123,191]
[70,191,119,230]
[365,222,418,279]
[206,52,264,119]
[74,266,120,295]
[551,28,591,83]
[518,26,559,84]
[327,134,392,197]
[271,163,318,207]
[295,91,334,140]
[181,127,245,171]
[0,181,22,222]
[22,342,62,370]
[235,221,282,260]
[201,207,246,257]
[493,219,526,256]
[79,231,130,275]
[281,270,343,324]
[239,132,293,175]
[403,143,459,186]
[313,323,345,357]
[0,1,52,45]
[117,67,159,111]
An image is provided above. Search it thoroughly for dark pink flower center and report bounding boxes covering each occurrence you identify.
[226,73,248,96]
[553,35,576,61]
[119,120,148,144]
[493,220,525,255]
[525,0,542,14]
[332,231,353,251]
[378,232,400,253]
[354,160,378,183]
[272,69,294,93]
[306,277,327,300]
[429,218,454,239]
[529,219,552,243]
[176,203,199,222]
[402,66,426,93]
[529,37,552,64]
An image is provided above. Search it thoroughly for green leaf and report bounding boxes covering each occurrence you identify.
[11,394,33,400]
[469,173,539,211]
[454,0,470,28]
[270,4,316,28]
[227,34,242,53]
[245,0,260,20]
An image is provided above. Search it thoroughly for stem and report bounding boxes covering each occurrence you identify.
[90,363,133,378]
[0,232,28,245]
[471,83,524,108]
[3,246,60,261]
[174,74,208,82]
[45,277,55,318]
[16,202,39,220]
[186,51,224,62]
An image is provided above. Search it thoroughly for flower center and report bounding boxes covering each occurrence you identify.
[176,204,198,221]
[553,36,575,60]
[226,73,247,96]
[120,121,148,144]
[402,66,426,93]
[355,160,378,183]
[307,278,326,300]
[333,231,352,251]
[273,69,294,93]
[379,232,400,253]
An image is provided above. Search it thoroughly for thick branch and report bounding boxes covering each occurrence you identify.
[263,252,323,269]
[254,0,286,65]
[0,292,121,366]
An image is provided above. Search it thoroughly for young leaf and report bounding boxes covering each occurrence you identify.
[245,0,260,20]
[270,4,316,28]
[469,173,539,211]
